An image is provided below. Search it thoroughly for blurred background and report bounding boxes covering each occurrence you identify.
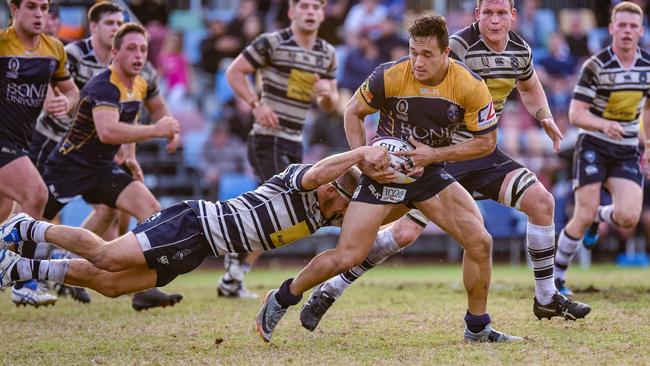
[1,0,648,266]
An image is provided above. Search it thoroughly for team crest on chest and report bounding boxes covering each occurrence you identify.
[7,58,19,79]
[447,103,460,122]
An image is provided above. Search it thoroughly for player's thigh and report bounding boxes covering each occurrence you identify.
[572,182,602,221]
[337,201,394,256]
[0,156,47,203]
[413,182,487,247]
[114,181,160,221]
[606,177,643,224]
[130,202,210,287]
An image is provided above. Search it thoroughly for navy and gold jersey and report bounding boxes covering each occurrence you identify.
[36,37,160,143]
[0,27,70,149]
[243,28,337,142]
[356,57,497,154]
[573,46,650,146]
[449,22,533,142]
[190,164,340,256]
[53,66,147,167]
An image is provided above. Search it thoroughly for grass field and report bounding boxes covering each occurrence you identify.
[1,263,649,365]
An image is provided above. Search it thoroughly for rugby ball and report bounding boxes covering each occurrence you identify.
[369,136,421,184]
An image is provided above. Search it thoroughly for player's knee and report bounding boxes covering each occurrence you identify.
[614,210,639,229]
[392,222,422,246]
[141,199,161,219]
[22,184,48,211]
[521,187,555,222]
[91,251,122,272]
[463,230,493,260]
[96,281,127,298]
[335,249,366,271]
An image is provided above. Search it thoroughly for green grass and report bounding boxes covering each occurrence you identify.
[1,263,649,365]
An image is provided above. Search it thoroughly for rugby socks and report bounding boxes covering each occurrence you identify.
[10,258,70,283]
[323,228,401,299]
[597,205,616,226]
[526,222,556,305]
[275,278,302,308]
[554,230,582,281]
[464,311,491,333]
[18,220,53,244]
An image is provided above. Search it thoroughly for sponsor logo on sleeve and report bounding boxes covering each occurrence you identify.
[477,101,497,129]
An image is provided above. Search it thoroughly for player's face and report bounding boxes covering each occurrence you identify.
[476,0,516,48]
[92,12,125,50]
[10,0,50,37]
[289,0,325,34]
[43,13,59,37]
[609,11,644,52]
[409,36,450,84]
[113,32,147,77]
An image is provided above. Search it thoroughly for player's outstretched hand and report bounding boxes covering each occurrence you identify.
[252,103,279,129]
[394,136,435,167]
[45,86,69,116]
[165,132,180,154]
[155,116,180,139]
[539,117,563,153]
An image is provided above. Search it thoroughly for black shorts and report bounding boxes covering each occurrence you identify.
[27,132,58,175]
[573,134,642,189]
[0,138,29,168]
[132,202,211,287]
[42,158,134,220]
[247,134,302,181]
[446,147,524,201]
[352,165,455,207]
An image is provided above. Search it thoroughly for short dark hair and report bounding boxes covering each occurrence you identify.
[7,0,51,9]
[408,14,449,50]
[88,1,123,24]
[112,22,148,50]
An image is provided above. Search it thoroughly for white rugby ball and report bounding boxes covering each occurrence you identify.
[370,136,420,184]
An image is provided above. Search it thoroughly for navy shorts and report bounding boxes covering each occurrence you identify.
[42,157,134,220]
[247,134,302,181]
[0,138,29,168]
[573,134,642,190]
[352,165,455,207]
[27,132,58,175]
[446,147,524,201]
[133,202,212,287]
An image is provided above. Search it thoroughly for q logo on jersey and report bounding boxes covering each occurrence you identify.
[477,101,497,129]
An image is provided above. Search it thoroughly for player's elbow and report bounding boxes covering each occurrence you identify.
[96,128,120,145]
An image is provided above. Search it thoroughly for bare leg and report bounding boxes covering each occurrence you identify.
[0,157,48,219]
[115,181,161,223]
[82,205,118,238]
[64,259,157,297]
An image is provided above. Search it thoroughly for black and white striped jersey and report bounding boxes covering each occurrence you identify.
[243,28,337,143]
[35,37,160,142]
[573,46,650,146]
[189,164,341,256]
[449,22,534,143]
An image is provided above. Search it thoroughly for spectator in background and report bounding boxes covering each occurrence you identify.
[376,13,408,63]
[219,98,255,143]
[318,0,351,45]
[343,0,387,46]
[226,0,259,37]
[200,19,241,77]
[240,14,263,52]
[537,32,578,114]
[158,31,192,110]
[44,3,60,38]
[339,33,380,92]
[564,10,592,60]
[199,124,248,201]
[306,89,352,155]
